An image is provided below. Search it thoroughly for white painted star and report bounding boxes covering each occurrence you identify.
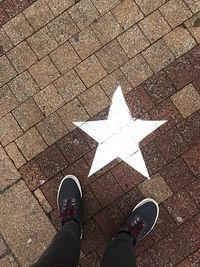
[74,86,167,179]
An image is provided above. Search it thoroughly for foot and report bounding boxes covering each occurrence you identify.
[57,175,82,228]
[117,198,159,245]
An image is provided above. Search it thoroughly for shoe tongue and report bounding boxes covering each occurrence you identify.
[60,199,75,217]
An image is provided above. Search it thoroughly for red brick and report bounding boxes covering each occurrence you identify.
[84,148,119,178]
[125,86,154,118]
[2,0,29,18]
[160,157,195,193]
[187,44,200,74]
[0,5,9,26]
[82,186,102,222]
[150,205,177,243]
[174,219,200,258]
[176,258,193,267]
[149,99,183,134]
[88,109,104,121]
[96,105,110,119]
[155,127,189,162]
[182,143,200,177]
[177,111,200,147]
[142,70,177,105]
[19,159,47,191]
[40,173,64,209]
[186,179,200,209]
[80,252,100,267]
[148,234,183,266]
[116,186,143,217]
[95,203,124,240]
[141,141,167,175]
[57,128,91,164]
[63,158,96,189]
[36,144,68,179]
[139,113,161,148]
[81,219,105,254]
[188,249,200,266]
[79,116,98,149]
[136,233,155,256]
[111,162,145,192]
[136,251,155,267]
[80,130,97,150]
[163,189,199,225]
[90,172,123,208]
[165,55,198,90]
[193,213,200,229]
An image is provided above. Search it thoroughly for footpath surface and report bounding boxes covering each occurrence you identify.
[0,0,200,266]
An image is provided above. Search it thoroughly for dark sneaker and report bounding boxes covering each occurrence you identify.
[118,198,159,245]
[57,175,82,230]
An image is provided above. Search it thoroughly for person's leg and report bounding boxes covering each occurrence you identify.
[101,232,136,267]
[31,175,83,267]
[101,198,159,267]
[31,220,81,267]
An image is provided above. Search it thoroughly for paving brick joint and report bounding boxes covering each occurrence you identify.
[0,0,200,266]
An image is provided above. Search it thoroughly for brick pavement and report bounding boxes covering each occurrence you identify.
[0,0,200,266]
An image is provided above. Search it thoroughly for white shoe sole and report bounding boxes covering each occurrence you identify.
[132,198,159,237]
[57,175,82,211]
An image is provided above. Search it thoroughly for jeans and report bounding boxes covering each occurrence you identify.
[31,221,136,267]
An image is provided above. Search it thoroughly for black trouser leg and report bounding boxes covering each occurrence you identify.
[101,232,137,267]
[31,221,81,267]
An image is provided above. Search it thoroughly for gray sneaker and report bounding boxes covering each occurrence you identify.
[57,175,82,228]
[117,198,159,245]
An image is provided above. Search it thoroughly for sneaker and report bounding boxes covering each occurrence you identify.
[117,198,159,245]
[57,175,82,229]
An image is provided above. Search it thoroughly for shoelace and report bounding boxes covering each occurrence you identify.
[128,217,144,238]
[59,198,76,219]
